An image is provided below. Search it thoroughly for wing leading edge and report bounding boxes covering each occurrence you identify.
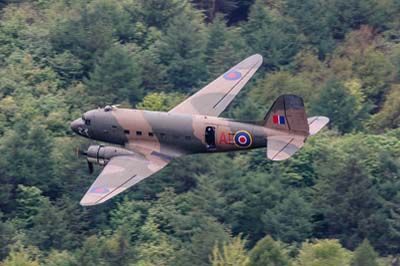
[169,54,263,117]
[80,155,168,206]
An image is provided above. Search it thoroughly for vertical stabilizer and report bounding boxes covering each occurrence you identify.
[264,94,309,135]
[264,95,309,161]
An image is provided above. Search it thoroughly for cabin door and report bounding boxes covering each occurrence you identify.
[205,126,216,150]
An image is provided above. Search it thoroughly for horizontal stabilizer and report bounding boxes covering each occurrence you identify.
[267,136,305,161]
[308,116,329,136]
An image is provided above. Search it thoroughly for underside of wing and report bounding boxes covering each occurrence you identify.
[80,154,168,206]
[169,54,263,117]
[267,135,305,161]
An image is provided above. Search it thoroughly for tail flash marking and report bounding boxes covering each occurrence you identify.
[273,115,286,125]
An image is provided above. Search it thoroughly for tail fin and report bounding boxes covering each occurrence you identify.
[264,94,309,135]
[264,95,328,161]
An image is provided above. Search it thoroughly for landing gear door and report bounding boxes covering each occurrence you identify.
[205,126,216,150]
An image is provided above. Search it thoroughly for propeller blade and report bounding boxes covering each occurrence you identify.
[87,161,94,174]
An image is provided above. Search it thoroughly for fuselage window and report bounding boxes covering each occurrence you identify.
[136,131,142,136]
[124,130,130,135]
[148,132,154,137]
[85,119,91,126]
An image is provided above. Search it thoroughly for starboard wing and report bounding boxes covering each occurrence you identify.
[169,54,263,117]
[80,154,169,206]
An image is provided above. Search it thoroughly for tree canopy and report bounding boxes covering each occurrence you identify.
[0,0,400,265]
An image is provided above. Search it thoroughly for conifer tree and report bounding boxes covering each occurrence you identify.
[351,239,379,266]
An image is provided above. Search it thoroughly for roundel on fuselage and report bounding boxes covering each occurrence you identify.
[233,130,252,148]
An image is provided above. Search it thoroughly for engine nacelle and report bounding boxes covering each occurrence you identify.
[86,145,136,166]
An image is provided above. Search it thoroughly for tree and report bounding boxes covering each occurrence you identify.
[0,214,15,260]
[44,250,76,266]
[284,0,335,57]
[14,185,48,229]
[243,0,302,69]
[210,235,250,266]
[49,1,124,76]
[0,124,58,199]
[27,200,80,251]
[110,198,150,240]
[314,155,382,249]
[1,245,39,266]
[262,191,313,243]
[75,231,134,266]
[205,15,247,79]
[157,12,207,91]
[369,85,400,131]
[351,239,379,266]
[85,44,142,106]
[249,235,291,266]
[74,236,104,266]
[174,218,230,266]
[295,239,351,266]
[311,79,371,133]
[192,0,237,22]
[136,218,175,266]
[325,0,382,39]
[136,92,187,111]
[139,0,187,29]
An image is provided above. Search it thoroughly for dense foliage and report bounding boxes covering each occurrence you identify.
[0,0,400,265]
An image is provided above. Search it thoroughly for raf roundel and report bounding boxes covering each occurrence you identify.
[90,187,110,194]
[223,70,242,81]
[233,130,253,148]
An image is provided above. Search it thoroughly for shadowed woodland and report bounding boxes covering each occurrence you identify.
[0,0,400,265]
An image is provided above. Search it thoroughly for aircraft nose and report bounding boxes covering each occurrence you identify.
[70,118,84,134]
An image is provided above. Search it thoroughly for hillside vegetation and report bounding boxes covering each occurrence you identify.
[0,0,400,265]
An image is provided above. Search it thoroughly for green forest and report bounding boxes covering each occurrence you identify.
[0,0,400,265]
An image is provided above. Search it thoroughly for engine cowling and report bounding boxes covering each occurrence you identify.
[86,145,136,166]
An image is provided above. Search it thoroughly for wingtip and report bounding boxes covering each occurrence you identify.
[308,116,330,136]
[238,54,263,69]
[80,200,96,207]
[250,53,263,63]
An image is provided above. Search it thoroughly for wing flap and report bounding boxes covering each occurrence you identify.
[169,54,263,117]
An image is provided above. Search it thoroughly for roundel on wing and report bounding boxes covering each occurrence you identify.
[223,70,242,81]
[233,130,252,148]
[90,187,110,194]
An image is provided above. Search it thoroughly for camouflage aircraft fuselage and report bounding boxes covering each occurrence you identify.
[75,107,293,158]
[70,54,329,206]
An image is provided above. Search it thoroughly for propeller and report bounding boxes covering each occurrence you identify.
[76,147,94,174]
[87,161,94,174]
